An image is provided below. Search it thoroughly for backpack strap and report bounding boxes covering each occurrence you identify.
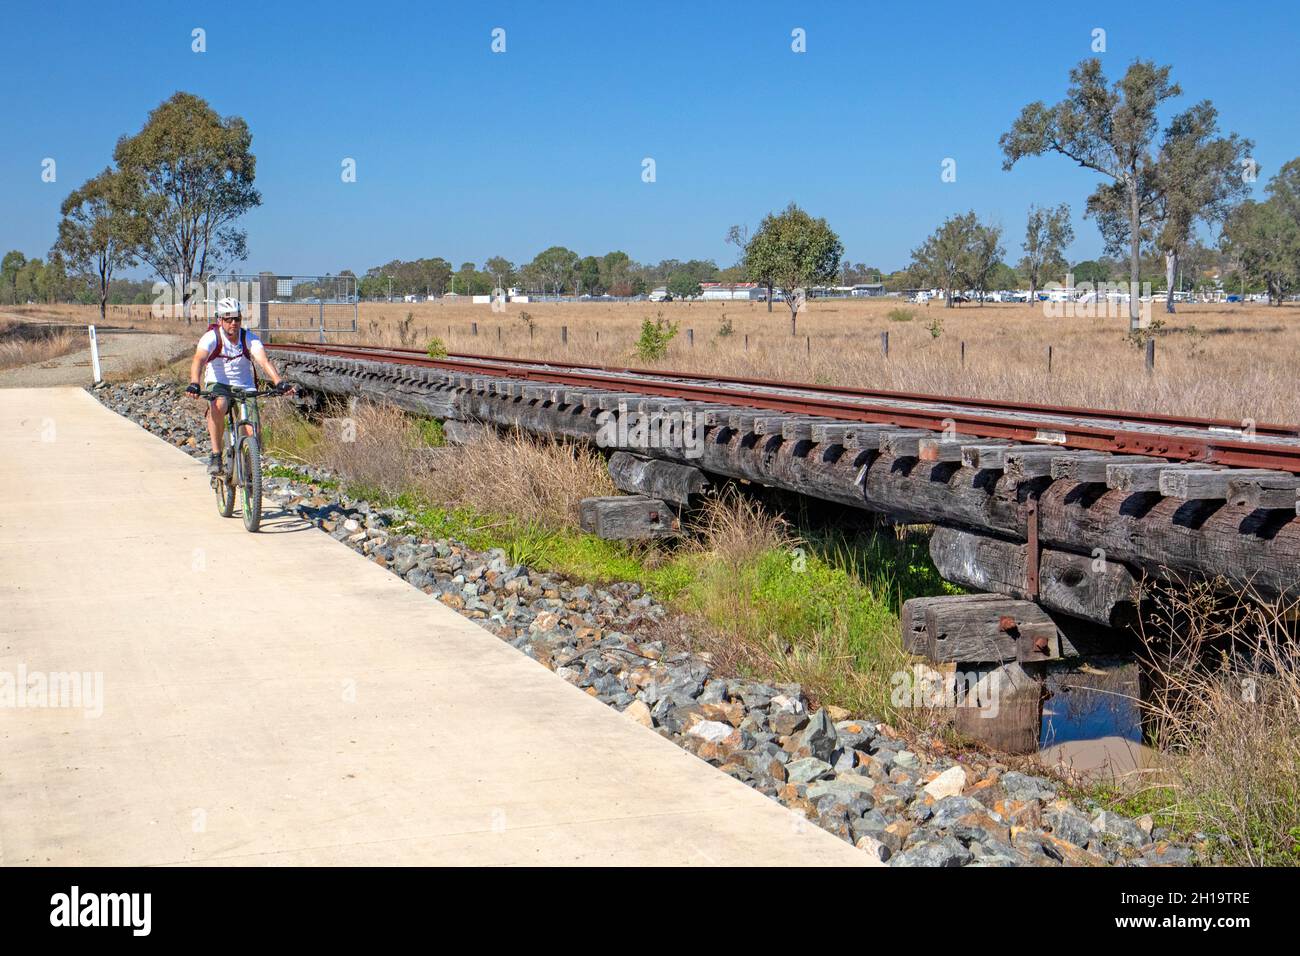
[242,328,258,385]
[204,324,223,364]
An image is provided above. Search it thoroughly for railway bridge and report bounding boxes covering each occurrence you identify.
[269,343,1300,751]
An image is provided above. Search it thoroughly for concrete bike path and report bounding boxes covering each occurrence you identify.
[0,387,870,866]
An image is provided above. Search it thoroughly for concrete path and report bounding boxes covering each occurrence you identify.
[0,388,868,866]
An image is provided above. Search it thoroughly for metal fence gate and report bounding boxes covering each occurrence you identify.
[204,274,358,342]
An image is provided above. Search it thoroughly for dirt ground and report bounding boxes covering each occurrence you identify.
[0,313,190,388]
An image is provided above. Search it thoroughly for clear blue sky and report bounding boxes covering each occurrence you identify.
[3,0,1298,276]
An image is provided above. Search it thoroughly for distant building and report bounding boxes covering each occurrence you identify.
[699,282,764,301]
[850,283,885,297]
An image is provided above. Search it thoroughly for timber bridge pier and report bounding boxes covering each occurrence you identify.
[268,342,1300,752]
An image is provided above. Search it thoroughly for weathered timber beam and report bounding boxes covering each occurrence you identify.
[928,525,1138,626]
[1159,467,1283,500]
[919,436,1007,462]
[1004,449,1062,481]
[900,593,1006,655]
[1226,472,1300,510]
[962,444,1053,471]
[1051,453,1154,482]
[1107,461,1214,492]
[607,452,709,507]
[880,429,936,457]
[923,598,1062,663]
[579,495,676,540]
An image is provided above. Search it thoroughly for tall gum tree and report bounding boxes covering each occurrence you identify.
[1088,101,1252,313]
[1001,59,1181,329]
[54,168,144,322]
[1019,203,1074,304]
[113,92,260,318]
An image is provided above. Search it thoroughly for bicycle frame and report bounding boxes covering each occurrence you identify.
[215,389,261,483]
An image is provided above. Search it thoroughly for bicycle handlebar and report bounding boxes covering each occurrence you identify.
[190,384,294,400]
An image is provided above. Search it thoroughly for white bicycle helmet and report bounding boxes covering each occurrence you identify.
[215,297,243,318]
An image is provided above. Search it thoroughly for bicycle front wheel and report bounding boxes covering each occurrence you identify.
[240,434,263,532]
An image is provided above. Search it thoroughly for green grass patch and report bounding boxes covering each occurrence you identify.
[262,412,325,464]
[264,463,339,489]
[363,488,949,718]
[411,415,445,447]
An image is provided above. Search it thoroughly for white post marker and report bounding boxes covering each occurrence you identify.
[88,325,103,385]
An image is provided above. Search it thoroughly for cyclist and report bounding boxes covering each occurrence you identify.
[185,297,292,474]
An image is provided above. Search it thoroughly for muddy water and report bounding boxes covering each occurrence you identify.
[1038,658,1159,780]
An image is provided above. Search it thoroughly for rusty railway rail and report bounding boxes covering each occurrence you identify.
[268,342,1300,473]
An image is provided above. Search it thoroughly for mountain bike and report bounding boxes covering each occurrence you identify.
[200,384,290,532]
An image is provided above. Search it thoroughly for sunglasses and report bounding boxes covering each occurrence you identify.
[220,316,243,322]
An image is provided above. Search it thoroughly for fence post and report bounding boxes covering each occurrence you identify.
[1145,337,1155,373]
[744,334,749,351]
[881,330,890,358]
[472,321,478,336]
[960,340,966,366]
[257,274,272,345]
[88,325,102,385]
[688,328,694,347]
[562,325,568,345]
[806,334,810,356]
[1046,345,1053,373]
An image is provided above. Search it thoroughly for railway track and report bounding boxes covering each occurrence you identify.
[269,342,1300,476]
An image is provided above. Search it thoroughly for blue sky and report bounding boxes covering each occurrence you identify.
[3,0,1298,276]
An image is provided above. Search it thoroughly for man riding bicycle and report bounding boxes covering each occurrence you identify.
[185,297,292,474]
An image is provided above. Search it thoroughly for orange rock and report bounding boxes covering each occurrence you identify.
[1044,835,1107,867]
[699,701,745,727]
[964,777,1002,808]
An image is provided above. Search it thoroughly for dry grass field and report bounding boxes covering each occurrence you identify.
[13,297,1300,424]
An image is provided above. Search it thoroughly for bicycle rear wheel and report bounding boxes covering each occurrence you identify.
[240,434,263,532]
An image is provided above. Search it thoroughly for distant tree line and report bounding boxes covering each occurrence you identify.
[12,64,1299,323]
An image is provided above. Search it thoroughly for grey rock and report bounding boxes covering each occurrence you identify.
[1001,770,1056,802]
[785,757,834,785]
[890,837,973,868]
[1091,810,1152,848]
[929,795,987,830]
[1046,805,1094,849]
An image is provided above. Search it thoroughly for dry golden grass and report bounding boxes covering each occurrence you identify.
[1139,578,1300,865]
[27,297,1300,424]
[419,428,616,529]
[0,318,80,371]
[290,399,615,529]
